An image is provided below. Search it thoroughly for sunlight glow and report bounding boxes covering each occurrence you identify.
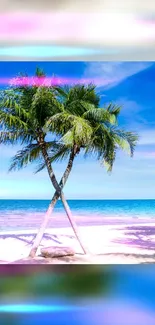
[88,14,155,44]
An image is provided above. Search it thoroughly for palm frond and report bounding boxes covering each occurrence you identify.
[9,144,42,172]
[54,85,70,99]
[106,103,121,116]
[35,67,46,77]
[83,108,110,123]
[47,112,93,146]
[35,143,71,173]
[105,103,121,125]
[0,131,21,145]
[49,144,71,163]
[111,128,139,157]
[67,84,100,108]
[55,84,100,115]
[0,110,28,130]
[60,117,93,147]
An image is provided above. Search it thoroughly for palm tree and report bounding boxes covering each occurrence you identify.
[0,73,138,258]
[0,70,98,256]
[8,84,138,257]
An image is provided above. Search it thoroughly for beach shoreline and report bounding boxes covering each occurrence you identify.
[0,219,155,264]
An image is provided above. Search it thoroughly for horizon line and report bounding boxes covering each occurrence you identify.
[0,198,155,201]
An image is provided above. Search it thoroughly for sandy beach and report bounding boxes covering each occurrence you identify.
[0,218,155,264]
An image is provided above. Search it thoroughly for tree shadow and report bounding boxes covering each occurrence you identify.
[0,233,64,246]
[112,225,155,251]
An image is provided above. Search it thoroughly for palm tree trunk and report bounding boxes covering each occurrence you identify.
[29,192,59,258]
[60,191,88,254]
[29,145,88,257]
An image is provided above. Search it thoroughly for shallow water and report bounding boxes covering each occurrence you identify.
[0,199,155,231]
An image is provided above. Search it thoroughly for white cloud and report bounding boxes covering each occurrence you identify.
[116,98,141,112]
[83,62,153,89]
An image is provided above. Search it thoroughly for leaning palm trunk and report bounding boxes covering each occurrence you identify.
[29,145,88,257]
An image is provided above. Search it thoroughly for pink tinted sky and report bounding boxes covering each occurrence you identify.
[0,76,115,87]
[0,13,154,44]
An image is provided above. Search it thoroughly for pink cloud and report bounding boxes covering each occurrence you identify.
[0,14,39,36]
[0,13,81,40]
[0,13,154,43]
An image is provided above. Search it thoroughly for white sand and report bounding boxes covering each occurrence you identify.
[0,223,155,264]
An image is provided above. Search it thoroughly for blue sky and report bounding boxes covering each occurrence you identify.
[0,61,155,199]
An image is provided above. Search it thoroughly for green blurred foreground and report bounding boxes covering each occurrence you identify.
[0,265,114,298]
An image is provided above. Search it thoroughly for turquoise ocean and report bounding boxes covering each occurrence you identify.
[0,199,155,231]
